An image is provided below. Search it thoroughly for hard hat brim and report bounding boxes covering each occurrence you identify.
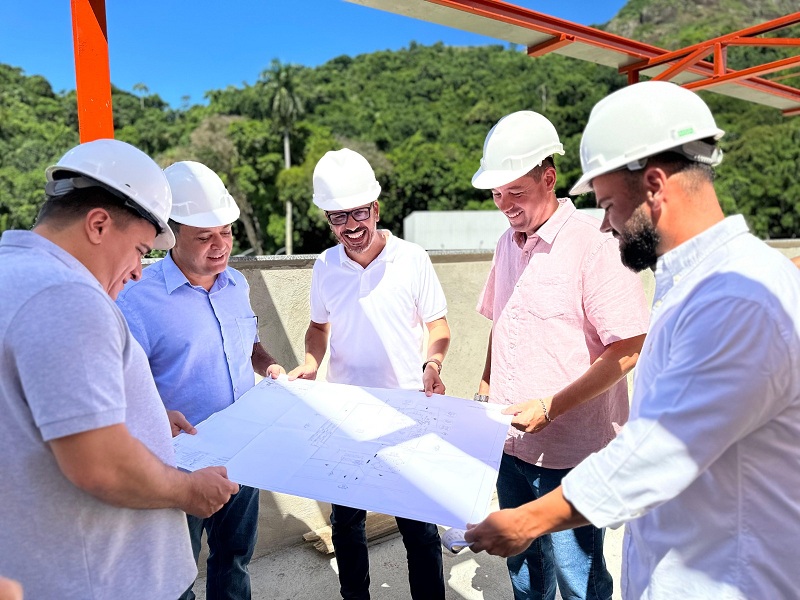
[170,205,241,229]
[472,166,534,190]
[313,183,381,212]
[569,175,594,197]
[569,125,725,198]
[47,164,175,250]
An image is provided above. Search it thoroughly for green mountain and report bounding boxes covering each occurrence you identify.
[605,0,799,48]
[1,0,798,252]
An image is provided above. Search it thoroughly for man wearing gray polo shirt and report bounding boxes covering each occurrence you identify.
[0,140,237,600]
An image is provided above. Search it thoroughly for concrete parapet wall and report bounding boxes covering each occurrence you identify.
[197,240,799,565]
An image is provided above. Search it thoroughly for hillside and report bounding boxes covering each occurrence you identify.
[1,0,798,252]
[605,0,798,48]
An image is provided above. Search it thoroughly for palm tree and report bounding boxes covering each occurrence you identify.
[260,59,305,255]
[132,82,149,109]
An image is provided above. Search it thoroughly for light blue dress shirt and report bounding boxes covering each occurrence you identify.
[117,252,258,425]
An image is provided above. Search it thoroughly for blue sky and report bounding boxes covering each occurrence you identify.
[1,0,628,107]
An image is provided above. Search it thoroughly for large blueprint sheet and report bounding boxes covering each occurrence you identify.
[173,376,511,528]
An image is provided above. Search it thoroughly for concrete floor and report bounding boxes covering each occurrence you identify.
[194,524,624,600]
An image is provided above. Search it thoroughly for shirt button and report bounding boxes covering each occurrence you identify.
[654,300,663,309]
[234,387,238,393]
[673,275,681,284]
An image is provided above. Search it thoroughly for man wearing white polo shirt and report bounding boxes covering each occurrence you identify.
[288,148,451,600]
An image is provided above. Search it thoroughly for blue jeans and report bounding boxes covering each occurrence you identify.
[330,504,445,600]
[497,453,613,600]
[180,485,260,600]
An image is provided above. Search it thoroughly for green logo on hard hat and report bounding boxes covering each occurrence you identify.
[677,127,695,137]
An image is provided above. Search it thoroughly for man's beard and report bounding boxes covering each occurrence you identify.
[336,225,375,255]
[618,207,660,272]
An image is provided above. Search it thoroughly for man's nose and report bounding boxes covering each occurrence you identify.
[131,262,143,281]
[600,212,613,234]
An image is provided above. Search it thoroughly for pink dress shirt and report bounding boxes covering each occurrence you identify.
[477,199,650,469]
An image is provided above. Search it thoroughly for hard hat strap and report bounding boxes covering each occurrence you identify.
[623,140,723,174]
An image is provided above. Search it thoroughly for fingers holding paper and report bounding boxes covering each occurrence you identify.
[465,508,536,557]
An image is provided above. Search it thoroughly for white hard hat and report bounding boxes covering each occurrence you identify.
[164,161,240,227]
[472,111,564,190]
[46,138,175,250]
[312,148,381,211]
[570,81,725,196]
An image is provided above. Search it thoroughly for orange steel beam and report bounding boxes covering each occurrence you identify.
[71,0,114,142]
[652,45,713,82]
[730,38,800,46]
[684,55,800,91]
[424,0,800,111]
[621,12,800,73]
[527,34,575,57]
[426,0,661,58]
[714,43,727,77]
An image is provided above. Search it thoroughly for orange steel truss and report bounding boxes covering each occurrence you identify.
[70,0,113,142]
[620,12,800,97]
[69,0,800,140]
[395,0,800,116]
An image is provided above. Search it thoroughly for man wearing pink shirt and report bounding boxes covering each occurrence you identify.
[472,111,649,600]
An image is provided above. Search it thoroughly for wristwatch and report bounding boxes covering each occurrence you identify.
[422,358,443,374]
[473,393,489,403]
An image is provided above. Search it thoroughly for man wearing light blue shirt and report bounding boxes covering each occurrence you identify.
[118,161,284,600]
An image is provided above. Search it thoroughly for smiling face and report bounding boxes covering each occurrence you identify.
[170,223,234,289]
[593,170,661,272]
[328,201,380,257]
[491,165,558,236]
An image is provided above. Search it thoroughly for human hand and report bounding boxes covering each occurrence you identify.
[167,410,196,437]
[421,364,446,397]
[287,362,318,381]
[0,576,23,600]
[266,363,286,379]
[183,466,239,518]
[502,397,553,433]
[465,508,536,557]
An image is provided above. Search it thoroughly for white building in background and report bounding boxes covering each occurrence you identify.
[403,209,605,251]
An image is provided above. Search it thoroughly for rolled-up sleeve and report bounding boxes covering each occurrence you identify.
[563,295,793,529]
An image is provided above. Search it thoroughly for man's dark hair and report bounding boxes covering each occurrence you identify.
[35,187,139,230]
[529,156,557,183]
[168,219,182,237]
[640,137,719,185]
[646,151,715,183]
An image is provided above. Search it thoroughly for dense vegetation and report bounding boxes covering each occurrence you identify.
[1,0,798,253]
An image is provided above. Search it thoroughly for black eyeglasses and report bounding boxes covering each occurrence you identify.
[326,205,373,226]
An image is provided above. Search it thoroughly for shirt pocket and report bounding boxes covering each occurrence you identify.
[236,316,257,358]
[526,276,570,320]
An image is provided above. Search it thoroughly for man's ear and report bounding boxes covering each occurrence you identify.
[374,201,380,222]
[84,208,113,245]
[643,167,668,211]
[543,166,557,192]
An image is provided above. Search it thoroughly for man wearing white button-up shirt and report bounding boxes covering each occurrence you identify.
[465,81,800,600]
